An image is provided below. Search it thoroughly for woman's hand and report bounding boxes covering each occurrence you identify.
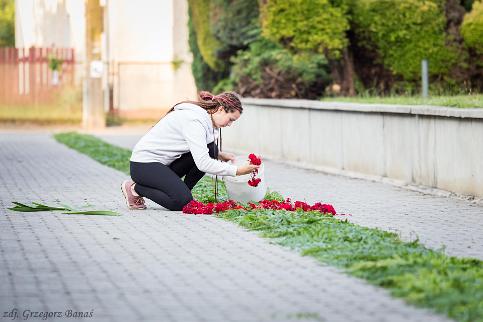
[218,151,236,162]
[236,164,260,176]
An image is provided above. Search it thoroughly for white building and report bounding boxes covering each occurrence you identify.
[15,0,197,112]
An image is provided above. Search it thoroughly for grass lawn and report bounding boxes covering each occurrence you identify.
[321,94,483,108]
[0,103,82,124]
[54,132,483,322]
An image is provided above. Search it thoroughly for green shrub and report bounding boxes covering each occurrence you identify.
[227,38,330,98]
[211,0,260,50]
[260,0,349,58]
[210,0,261,93]
[461,0,483,54]
[212,78,235,94]
[187,0,224,71]
[351,0,458,80]
[188,0,258,92]
[188,6,227,92]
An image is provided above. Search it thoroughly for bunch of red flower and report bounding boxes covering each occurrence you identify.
[247,198,336,216]
[247,153,262,187]
[182,200,214,214]
[248,153,262,166]
[214,200,245,212]
[182,200,244,215]
[183,198,336,216]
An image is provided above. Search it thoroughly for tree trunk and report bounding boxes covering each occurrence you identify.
[328,48,356,96]
[341,48,356,96]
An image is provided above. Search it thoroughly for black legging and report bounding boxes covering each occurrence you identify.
[130,142,218,211]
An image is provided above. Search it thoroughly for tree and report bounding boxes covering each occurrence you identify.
[0,0,14,47]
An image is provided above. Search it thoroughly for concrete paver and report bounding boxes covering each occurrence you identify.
[0,131,454,322]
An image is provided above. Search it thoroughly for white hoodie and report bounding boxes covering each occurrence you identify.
[130,103,237,177]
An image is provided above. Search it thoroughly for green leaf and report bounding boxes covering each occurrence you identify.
[9,203,49,212]
[9,201,70,212]
[8,206,41,212]
[63,210,121,216]
[11,201,34,208]
[8,201,117,216]
[31,202,70,211]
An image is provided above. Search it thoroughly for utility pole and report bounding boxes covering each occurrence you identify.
[102,0,112,114]
[421,59,429,99]
[83,0,105,129]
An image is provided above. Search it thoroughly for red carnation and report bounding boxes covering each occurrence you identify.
[182,200,214,215]
[248,153,262,165]
[294,201,311,211]
[214,200,239,213]
[310,202,336,215]
[247,153,262,187]
[248,177,261,187]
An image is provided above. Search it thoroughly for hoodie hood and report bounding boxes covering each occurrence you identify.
[174,102,214,132]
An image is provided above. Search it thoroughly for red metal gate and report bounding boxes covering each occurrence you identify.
[0,47,75,106]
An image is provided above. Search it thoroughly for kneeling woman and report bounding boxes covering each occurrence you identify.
[121,91,259,210]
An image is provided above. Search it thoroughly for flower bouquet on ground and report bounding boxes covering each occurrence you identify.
[223,154,267,202]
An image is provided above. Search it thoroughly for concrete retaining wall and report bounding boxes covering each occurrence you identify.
[222,98,483,198]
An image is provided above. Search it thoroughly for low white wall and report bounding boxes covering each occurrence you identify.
[223,99,483,198]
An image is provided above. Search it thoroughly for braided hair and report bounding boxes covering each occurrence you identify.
[166,91,243,115]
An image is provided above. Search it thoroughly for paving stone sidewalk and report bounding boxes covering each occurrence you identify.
[96,132,483,260]
[0,131,453,322]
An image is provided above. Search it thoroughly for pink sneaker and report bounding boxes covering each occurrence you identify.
[121,180,146,210]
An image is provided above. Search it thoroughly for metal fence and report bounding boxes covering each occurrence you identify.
[0,47,75,106]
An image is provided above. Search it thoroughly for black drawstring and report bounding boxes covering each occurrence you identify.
[213,128,222,202]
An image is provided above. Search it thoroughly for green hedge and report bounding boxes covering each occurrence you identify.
[351,0,458,80]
